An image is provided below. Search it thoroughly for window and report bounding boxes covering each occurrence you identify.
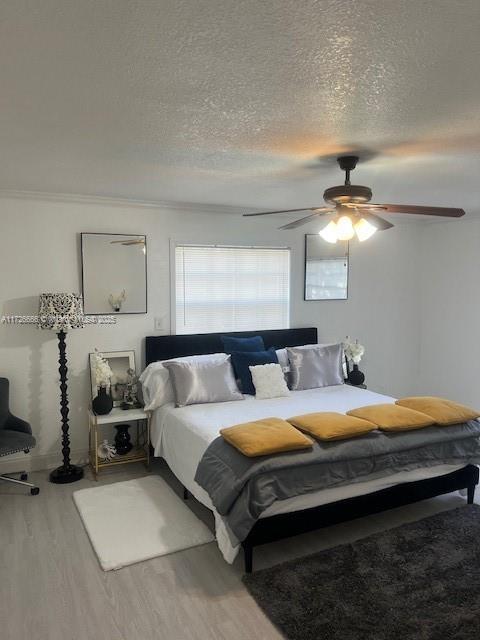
[174,244,290,334]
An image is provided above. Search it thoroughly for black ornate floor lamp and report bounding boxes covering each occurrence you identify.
[38,293,88,483]
[1,293,115,484]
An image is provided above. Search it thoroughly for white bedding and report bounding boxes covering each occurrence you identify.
[150,384,465,562]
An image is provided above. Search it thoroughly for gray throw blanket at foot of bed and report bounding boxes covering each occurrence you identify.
[194,421,480,541]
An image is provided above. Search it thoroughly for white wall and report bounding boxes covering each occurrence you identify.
[0,196,421,470]
[418,218,480,406]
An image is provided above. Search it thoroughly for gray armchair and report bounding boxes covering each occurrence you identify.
[0,378,39,495]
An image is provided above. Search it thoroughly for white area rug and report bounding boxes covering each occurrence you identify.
[73,475,215,571]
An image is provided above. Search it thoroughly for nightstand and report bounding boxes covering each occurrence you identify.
[88,407,151,480]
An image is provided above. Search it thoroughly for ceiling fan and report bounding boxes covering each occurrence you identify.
[243,156,465,242]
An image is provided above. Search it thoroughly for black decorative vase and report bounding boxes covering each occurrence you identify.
[348,364,365,386]
[92,386,113,416]
[114,424,133,455]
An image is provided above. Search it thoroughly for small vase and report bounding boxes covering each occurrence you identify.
[348,364,365,386]
[92,386,113,415]
[114,424,133,455]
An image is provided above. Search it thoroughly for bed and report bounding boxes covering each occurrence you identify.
[145,328,479,572]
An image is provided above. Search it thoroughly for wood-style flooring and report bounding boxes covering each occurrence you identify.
[0,459,472,640]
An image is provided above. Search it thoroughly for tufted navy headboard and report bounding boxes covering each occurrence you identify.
[145,327,317,365]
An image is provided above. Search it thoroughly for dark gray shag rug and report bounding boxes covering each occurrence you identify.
[243,506,480,640]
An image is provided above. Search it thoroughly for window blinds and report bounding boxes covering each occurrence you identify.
[175,245,290,334]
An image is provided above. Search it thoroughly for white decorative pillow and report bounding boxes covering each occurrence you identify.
[140,364,174,410]
[275,348,290,371]
[249,363,291,399]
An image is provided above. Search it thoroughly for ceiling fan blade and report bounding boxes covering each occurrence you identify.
[358,211,394,230]
[374,204,465,217]
[243,206,331,217]
[278,212,331,230]
[344,203,387,210]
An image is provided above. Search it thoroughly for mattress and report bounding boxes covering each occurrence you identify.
[150,384,467,562]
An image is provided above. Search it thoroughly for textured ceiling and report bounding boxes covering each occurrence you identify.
[1,0,479,215]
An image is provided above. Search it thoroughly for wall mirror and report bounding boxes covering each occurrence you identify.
[81,233,147,314]
[305,235,348,300]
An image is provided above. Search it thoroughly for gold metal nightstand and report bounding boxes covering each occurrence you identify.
[88,407,151,480]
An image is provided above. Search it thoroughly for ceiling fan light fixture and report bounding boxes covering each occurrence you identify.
[354,217,377,242]
[336,215,355,241]
[318,220,338,243]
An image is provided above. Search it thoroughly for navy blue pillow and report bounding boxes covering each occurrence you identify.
[230,348,278,395]
[221,335,265,354]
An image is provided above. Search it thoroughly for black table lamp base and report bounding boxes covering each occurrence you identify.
[50,463,84,484]
[49,330,84,485]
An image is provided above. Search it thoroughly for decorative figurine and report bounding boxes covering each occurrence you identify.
[121,368,142,409]
[97,439,116,462]
[108,289,126,312]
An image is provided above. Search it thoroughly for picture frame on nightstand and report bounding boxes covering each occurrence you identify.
[89,349,136,407]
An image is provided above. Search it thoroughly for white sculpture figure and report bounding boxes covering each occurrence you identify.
[123,367,141,407]
[108,289,126,312]
[97,439,116,461]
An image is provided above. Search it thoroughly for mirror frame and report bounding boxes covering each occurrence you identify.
[304,234,349,301]
[81,232,148,315]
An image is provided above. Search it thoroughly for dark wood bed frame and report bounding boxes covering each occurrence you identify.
[145,327,479,573]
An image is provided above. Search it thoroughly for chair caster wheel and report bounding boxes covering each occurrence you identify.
[30,487,40,496]
[21,473,28,481]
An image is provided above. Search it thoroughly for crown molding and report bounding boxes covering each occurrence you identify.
[0,189,256,215]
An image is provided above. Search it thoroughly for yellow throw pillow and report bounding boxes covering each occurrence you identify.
[347,403,435,431]
[287,412,376,441]
[396,396,480,426]
[220,417,314,457]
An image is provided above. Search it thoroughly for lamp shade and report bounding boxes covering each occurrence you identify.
[38,293,84,331]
